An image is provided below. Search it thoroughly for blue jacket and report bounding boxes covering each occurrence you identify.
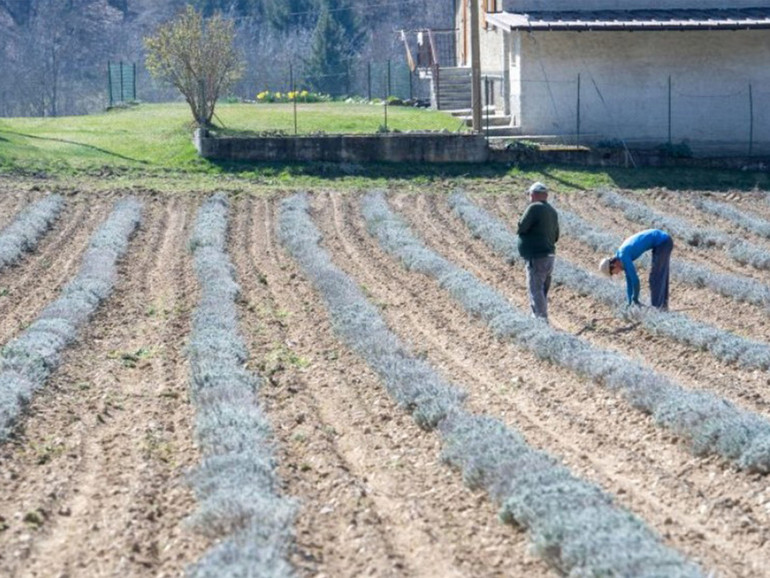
[616,229,671,304]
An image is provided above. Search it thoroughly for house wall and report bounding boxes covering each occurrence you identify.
[517,29,770,152]
[502,1,770,11]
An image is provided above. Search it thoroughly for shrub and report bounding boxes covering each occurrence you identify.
[186,193,295,578]
[695,197,770,239]
[0,195,64,272]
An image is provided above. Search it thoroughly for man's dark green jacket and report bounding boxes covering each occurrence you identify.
[517,201,559,259]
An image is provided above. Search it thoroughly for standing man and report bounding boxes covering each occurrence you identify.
[599,229,674,310]
[517,182,559,321]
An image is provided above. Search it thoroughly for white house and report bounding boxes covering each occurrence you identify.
[455,0,770,154]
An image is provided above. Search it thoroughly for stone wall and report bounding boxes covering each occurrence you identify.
[195,132,490,163]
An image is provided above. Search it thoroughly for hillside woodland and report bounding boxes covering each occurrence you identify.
[0,0,452,117]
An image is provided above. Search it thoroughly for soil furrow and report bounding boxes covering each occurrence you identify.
[231,196,403,577]
[0,190,34,231]
[0,201,108,347]
[321,191,768,577]
[0,197,205,578]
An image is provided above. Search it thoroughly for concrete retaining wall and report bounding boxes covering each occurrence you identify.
[195,131,489,163]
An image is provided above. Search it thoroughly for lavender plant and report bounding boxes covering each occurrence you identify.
[279,192,703,577]
[0,195,64,271]
[450,191,770,370]
[599,189,770,271]
[695,198,770,239]
[0,198,142,440]
[364,191,770,473]
[186,193,295,578]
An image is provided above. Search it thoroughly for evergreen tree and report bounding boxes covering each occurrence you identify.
[304,0,362,95]
[263,0,314,30]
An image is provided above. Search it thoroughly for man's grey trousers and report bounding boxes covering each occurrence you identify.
[526,255,555,321]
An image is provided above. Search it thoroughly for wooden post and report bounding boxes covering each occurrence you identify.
[749,83,754,156]
[291,64,297,135]
[576,73,581,147]
[470,0,482,131]
[668,74,671,144]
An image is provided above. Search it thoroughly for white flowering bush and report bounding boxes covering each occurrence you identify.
[695,198,770,239]
[0,195,64,271]
[186,193,295,578]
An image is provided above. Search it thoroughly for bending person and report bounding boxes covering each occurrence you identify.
[599,229,673,310]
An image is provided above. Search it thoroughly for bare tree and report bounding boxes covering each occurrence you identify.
[144,5,243,126]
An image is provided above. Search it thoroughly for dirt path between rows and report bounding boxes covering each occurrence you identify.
[0,195,207,578]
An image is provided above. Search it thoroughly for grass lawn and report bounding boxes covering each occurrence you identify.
[0,101,767,194]
[0,101,465,175]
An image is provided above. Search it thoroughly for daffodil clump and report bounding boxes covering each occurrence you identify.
[255,89,329,103]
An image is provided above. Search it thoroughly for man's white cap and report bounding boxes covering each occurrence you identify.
[528,182,548,195]
[599,257,613,276]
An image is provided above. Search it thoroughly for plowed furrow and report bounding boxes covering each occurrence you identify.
[0,198,205,578]
[0,191,33,231]
[0,201,107,347]
[323,192,767,577]
[234,196,408,578]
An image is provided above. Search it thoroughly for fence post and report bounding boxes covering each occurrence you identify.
[367,61,372,101]
[387,59,392,99]
[668,74,671,144]
[119,61,124,103]
[291,63,297,135]
[749,83,754,156]
[576,73,581,147]
[107,61,113,107]
[345,61,350,96]
[384,63,389,131]
[485,75,490,139]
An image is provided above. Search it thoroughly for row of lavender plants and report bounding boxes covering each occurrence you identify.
[363,191,770,473]
[186,194,295,578]
[0,199,142,440]
[599,189,770,270]
[0,195,64,271]
[449,192,770,370]
[694,197,770,239]
[552,200,770,309]
[279,192,702,577]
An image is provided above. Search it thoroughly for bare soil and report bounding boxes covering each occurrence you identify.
[0,186,769,577]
